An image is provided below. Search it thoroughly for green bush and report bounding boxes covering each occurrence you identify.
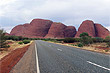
[92,37,103,43]
[75,45,78,46]
[0,29,8,48]
[63,38,75,43]
[73,38,80,42]
[18,42,23,44]
[79,32,89,37]
[3,45,10,48]
[7,45,10,48]
[106,42,110,47]
[104,36,110,47]
[4,35,29,41]
[79,32,93,45]
[78,43,83,47]
[105,49,109,52]
[23,40,30,44]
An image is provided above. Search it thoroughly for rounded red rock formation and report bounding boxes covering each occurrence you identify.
[10,19,53,38]
[65,26,76,37]
[10,23,33,37]
[45,22,67,38]
[30,19,53,37]
[95,23,110,38]
[75,20,110,38]
[75,20,96,37]
[45,22,76,38]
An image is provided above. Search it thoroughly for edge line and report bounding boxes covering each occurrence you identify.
[35,41,40,73]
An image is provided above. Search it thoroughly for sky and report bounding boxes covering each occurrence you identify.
[0,0,110,33]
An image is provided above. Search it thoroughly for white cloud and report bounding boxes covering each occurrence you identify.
[0,0,16,6]
[0,26,14,33]
[0,0,110,32]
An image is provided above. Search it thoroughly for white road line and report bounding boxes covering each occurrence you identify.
[49,45,51,46]
[35,43,40,73]
[87,61,110,71]
[57,49,62,51]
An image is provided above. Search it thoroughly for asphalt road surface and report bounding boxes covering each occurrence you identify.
[11,40,110,73]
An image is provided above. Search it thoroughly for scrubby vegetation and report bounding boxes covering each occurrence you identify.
[78,43,83,47]
[105,36,110,47]
[63,38,80,43]
[5,35,29,41]
[1,28,109,53]
[92,37,103,43]
[79,32,93,45]
[18,42,23,44]
[0,29,10,49]
[23,40,30,44]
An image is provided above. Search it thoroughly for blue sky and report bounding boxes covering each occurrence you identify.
[0,0,110,33]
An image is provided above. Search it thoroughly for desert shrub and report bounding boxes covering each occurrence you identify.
[56,39,64,41]
[104,36,110,47]
[105,36,110,41]
[105,49,109,52]
[22,37,29,40]
[73,38,80,42]
[63,38,75,43]
[7,45,10,48]
[79,32,89,37]
[5,35,30,41]
[18,36,23,40]
[74,45,78,46]
[23,40,30,44]
[43,38,53,41]
[78,43,83,47]
[106,42,110,47]
[29,38,40,40]
[8,36,18,41]
[92,37,103,43]
[80,32,93,45]
[18,42,23,44]
[0,29,9,48]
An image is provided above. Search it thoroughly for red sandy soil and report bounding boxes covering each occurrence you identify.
[96,47,110,50]
[0,45,30,73]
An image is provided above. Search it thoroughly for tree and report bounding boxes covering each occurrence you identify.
[0,29,8,48]
[79,32,93,45]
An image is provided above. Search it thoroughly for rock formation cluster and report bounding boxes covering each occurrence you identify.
[10,19,110,39]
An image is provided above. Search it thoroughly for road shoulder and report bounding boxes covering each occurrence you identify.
[10,42,37,73]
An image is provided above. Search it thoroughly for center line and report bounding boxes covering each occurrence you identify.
[87,61,110,71]
[57,49,62,51]
[49,45,51,46]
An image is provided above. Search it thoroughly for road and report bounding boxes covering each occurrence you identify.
[10,40,110,73]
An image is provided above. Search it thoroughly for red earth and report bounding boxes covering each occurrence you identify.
[0,45,30,73]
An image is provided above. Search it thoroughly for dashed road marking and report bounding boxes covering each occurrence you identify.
[49,45,52,46]
[87,61,110,71]
[35,43,40,73]
[57,49,62,51]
